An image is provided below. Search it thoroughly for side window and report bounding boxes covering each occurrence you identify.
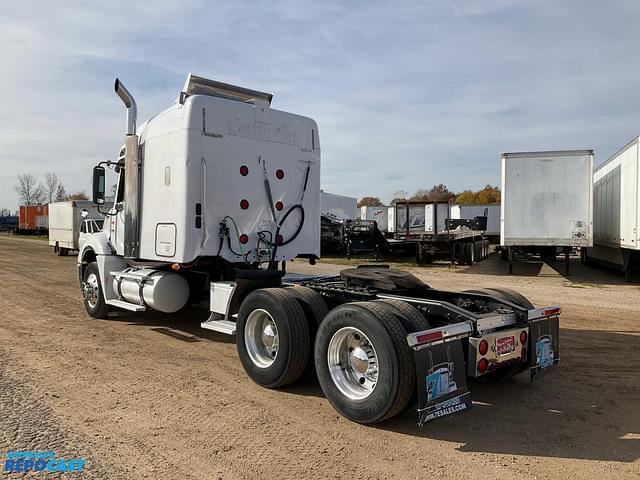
[80,222,86,233]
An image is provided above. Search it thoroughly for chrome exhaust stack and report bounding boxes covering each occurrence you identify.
[114,78,140,258]
[115,79,137,135]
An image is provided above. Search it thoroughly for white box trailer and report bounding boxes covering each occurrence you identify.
[49,201,109,255]
[360,206,389,232]
[320,190,357,220]
[451,204,501,238]
[501,150,593,274]
[586,136,640,279]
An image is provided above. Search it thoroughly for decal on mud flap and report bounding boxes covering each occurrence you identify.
[536,335,554,369]
[416,342,471,426]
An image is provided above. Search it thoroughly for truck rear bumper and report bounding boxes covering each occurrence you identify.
[408,307,561,425]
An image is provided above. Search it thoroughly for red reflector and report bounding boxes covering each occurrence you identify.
[239,165,249,176]
[275,201,284,211]
[276,234,284,245]
[415,330,443,344]
[239,234,249,245]
[520,330,528,345]
[275,169,285,179]
[240,199,249,210]
[543,307,561,316]
[478,358,489,373]
[478,339,488,356]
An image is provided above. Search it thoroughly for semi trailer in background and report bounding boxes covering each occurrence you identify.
[585,136,640,280]
[17,205,48,234]
[501,150,593,274]
[388,201,490,265]
[360,205,389,232]
[451,204,501,241]
[320,190,357,220]
[77,73,561,426]
[48,200,110,256]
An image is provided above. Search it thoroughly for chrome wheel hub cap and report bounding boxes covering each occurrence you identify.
[84,273,99,309]
[327,327,379,400]
[245,309,279,368]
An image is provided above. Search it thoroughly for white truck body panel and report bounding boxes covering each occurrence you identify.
[451,204,501,236]
[501,150,593,247]
[425,204,450,234]
[49,201,106,251]
[116,91,320,264]
[360,206,389,231]
[321,191,357,220]
[593,136,640,250]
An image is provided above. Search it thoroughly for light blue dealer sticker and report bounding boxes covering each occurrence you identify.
[536,335,554,369]
[3,451,86,474]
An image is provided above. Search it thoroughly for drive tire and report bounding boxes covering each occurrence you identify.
[83,262,108,319]
[285,285,329,377]
[374,298,431,333]
[314,301,414,424]
[236,288,310,388]
[485,287,534,309]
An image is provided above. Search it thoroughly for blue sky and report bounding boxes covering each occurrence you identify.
[2,0,640,209]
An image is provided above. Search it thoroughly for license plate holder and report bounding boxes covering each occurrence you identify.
[496,335,515,356]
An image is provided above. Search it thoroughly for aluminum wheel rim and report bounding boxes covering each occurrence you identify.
[327,327,379,400]
[245,309,279,368]
[85,273,99,309]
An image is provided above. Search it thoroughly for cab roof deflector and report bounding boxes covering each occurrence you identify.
[181,73,273,105]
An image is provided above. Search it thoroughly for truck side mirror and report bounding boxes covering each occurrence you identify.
[93,166,106,205]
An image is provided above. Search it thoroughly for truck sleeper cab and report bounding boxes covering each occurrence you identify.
[78,75,560,425]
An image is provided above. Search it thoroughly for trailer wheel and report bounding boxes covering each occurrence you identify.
[374,299,431,333]
[315,302,414,424]
[82,262,108,319]
[285,285,329,376]
[236,288,310,388]
[463,242,474,265]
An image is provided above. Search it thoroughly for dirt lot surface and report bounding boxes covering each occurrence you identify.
[0,235,638,479]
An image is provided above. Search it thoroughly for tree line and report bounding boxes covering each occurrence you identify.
[357,184,501,208]
[14,173,87,206]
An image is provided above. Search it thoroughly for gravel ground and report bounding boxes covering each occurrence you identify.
[0,235,638,479]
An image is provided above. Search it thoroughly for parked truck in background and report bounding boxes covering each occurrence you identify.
[501,150,593,274]
[585,136,640,280]
[48,200,110,256]
[77,73,561,426]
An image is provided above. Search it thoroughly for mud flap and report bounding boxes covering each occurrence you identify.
[413,338,472,426]
[528,315,560,380]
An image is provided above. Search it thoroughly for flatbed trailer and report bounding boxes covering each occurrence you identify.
[393,230,490,265]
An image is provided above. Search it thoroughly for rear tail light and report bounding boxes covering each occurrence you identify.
[520,330,528,345]
[478,339,488,356]
[239,234,249,244]
[275,201,284,211]
[478,358,489,374]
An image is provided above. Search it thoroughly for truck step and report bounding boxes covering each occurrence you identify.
[201,316,236,335]
[106,299,147,312]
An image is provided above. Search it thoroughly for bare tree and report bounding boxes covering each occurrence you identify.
[44,172,61,203]
[15,174,44,205]
[55,184,67,202]
[67,191,89,200]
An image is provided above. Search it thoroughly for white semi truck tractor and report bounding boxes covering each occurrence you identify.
[79,74,562,425]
